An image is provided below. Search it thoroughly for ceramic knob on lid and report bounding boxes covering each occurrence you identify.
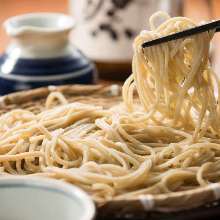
[0,13,96,95]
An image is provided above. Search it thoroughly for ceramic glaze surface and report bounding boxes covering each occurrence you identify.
[0,177,95,220]
[0,187,81,220]
[4,13,75,58]
[70,0,180,62]
[0,13,96,95]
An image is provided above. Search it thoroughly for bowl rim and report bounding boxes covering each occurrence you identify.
[0,176,95,220]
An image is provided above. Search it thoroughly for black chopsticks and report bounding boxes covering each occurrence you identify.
[142,20,220,48]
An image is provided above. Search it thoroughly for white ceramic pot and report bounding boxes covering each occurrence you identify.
[4,13,75,59]
[69,0,181,63]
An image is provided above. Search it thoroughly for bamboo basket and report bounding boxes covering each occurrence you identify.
[0,84,220,219]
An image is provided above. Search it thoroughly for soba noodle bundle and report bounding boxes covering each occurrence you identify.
[1,12,220,204]
[123,12,219,142]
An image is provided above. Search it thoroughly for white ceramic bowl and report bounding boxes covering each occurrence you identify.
[0,176,95,220]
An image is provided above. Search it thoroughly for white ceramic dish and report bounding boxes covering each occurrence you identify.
[0,176,95,220]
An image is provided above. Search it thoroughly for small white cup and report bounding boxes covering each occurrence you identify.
[4,13,75,58]
[0,176,95,220]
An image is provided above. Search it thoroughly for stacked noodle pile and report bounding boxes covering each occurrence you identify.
[1,12,220,205]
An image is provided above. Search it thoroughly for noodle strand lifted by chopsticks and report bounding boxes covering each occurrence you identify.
[1,12,220,205]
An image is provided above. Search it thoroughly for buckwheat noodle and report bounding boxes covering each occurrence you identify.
[1,12,220,205]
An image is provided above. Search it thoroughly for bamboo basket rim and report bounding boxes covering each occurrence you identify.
[0,84,220,217]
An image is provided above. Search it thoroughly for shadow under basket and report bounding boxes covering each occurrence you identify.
[0,84,220,220]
